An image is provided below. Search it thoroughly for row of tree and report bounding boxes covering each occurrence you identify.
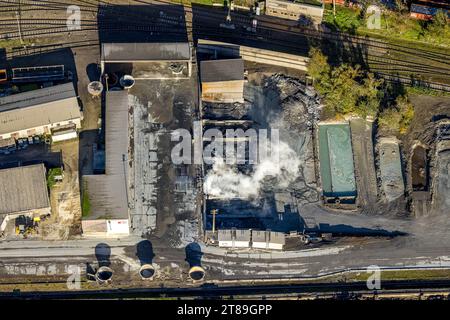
[307,48,414,135]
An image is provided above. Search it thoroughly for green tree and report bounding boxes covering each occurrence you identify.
[425,9,449,41]
[308,48,383,119]
[307,48,330,83]
[378,95,414,135]
[432,9,448,30]
[356,73,384,118]
[325,64,362,114]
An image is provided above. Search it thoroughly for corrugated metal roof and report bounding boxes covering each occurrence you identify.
[105,91,129,176]
[101,42,191,62]
[200,59,244,83]
[0,83,75,112]
[84,90,129,220]
[0,83,81,135]
[0,164,50,215]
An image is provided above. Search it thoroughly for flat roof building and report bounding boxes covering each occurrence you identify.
[101,42,191,62]
[0,164,50,232]
[0,83,82,140]
[200,59,245,103]
[101,42,192,78]
[82,91,130,236]
[318,123,357,204]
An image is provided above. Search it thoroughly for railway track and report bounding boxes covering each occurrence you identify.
[1,0,450,89]
[0,279,449,299]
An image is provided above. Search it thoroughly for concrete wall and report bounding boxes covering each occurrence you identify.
[266,0,324,24]
[252,241,284,250]
[52,130,78,143]
[0,118,81,140]
[107,219,129,235]
[219,240,250,248]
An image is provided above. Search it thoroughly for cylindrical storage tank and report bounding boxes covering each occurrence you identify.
[188,266,206,282]
[106,73,118,87]
[87,81,103,97]
[95,266,113,284]
[139,264,155,280]
[120,75,135,89]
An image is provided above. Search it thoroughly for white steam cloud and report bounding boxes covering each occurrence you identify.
[203,140,300,199]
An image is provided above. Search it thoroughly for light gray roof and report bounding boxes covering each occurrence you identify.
[105,91,129,176]
[0,83,81,135]
[102,42,191,62]
[0,164,50,215]
[0,83,75,112]
[252,230,286,244]
[200,59,244,83]
[84,90,129,220]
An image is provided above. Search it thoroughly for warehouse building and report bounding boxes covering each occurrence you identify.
[200,59,245,103]
[0,164,50,232]
[265,0,324,25]
[101,42,192,79]
[82,91,130,236]
[0,83,82,141]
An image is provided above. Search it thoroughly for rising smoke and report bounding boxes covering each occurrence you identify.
[203,140,301,199]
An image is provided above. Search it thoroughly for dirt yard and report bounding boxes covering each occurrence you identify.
[40,140,82,240]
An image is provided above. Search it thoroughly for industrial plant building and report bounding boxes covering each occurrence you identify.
[0,83,82,141]
[265,0,324,25]
[101,42,192,78]
[200,58,245,103]
[0,164,50,232]
[82,91,130,236]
